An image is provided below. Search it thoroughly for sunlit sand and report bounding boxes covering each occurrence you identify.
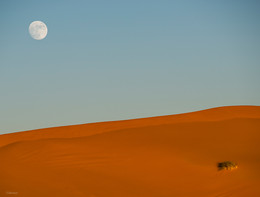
[0,106,260,197]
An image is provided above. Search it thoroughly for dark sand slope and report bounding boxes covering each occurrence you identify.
[0,106,260,197]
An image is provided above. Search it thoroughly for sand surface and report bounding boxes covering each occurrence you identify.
[0,106,260,196]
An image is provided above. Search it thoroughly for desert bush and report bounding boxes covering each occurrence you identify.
[217,161,238,171]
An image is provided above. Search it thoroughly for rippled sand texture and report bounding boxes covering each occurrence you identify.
[1,106,260,197]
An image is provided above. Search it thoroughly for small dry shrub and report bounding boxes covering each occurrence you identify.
[217,161,238,171]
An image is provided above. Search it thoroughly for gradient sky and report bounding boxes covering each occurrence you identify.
[0,0,260,134]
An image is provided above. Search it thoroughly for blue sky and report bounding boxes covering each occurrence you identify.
[0,0,260,134]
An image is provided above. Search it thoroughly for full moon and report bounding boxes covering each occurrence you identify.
[29,21,48,40]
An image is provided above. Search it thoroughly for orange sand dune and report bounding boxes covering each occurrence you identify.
[0,106,260,196]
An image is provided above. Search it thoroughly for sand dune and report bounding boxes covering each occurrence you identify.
[0,106,260,196]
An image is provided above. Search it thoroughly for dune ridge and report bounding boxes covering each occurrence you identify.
[0,105,259,147]
[0,105,260,197]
